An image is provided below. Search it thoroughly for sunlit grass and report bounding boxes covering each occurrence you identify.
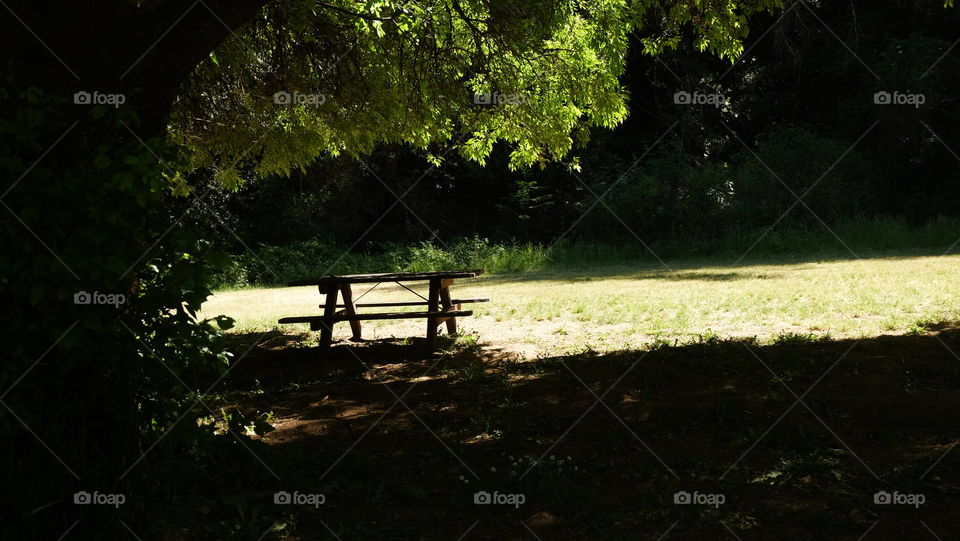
[201,252,960,356]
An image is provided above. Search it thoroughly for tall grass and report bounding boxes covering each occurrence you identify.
[210,217,960,288]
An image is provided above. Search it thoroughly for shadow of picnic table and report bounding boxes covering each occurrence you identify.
[203,327,960,541]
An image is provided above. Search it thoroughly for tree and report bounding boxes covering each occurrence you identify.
[0,0,784,537]
[4,0,783,170]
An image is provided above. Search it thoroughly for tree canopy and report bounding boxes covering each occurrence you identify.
[127,0,781,182]
[8,1,956,177]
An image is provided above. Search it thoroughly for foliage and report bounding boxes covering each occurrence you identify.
[386,236,550,274]
[727,125,877,228]
[209,236,551,287]
[209,217,960,289]
[577,139,732,242]
[0,88,236,538]
[171,0,779,179]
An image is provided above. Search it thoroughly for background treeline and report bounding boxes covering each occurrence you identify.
[191,1,960,286]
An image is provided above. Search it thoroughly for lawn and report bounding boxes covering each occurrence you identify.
[197,320,960,540]
[202,252,960,356]
[183,251,960,540]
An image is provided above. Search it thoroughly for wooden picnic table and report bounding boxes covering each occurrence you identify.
[279,270,487,351]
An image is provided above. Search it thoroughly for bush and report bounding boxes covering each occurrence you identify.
[578,140,733,243]
[388,237,549,274]
[1,88,240,538]
[389,240,459,272]
[208,218,960,289]
[728,125,877,229]
[209,257,250,289]
[209,240,392,286]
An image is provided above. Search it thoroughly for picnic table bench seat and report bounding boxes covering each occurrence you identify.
[280,309,473,327]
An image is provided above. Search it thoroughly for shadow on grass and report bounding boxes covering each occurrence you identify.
[174,327,960,540]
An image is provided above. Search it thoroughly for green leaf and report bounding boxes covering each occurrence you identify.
[25,87,42,103]
[94,154,112,169]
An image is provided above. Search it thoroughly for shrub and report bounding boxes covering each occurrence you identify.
[207,218,960,289]
[728,125,877,229]
[579,140,732,243]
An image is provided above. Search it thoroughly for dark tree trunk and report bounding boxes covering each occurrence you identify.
[1,0,268,135]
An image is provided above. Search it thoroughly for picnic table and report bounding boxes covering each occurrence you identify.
[278,270,487,351]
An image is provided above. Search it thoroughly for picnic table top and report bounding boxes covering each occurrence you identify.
[287,270,483,287]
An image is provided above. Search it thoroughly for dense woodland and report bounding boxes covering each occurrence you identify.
[194,2,960,256]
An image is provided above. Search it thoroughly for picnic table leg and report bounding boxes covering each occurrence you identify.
[319,284,339,348]
[439,278,457,335]
[340,284,362,341]
[426,278,440,351]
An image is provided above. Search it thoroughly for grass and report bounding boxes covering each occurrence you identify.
[202,251,960,356]
[183,245,960,540]
[193,328,960,540]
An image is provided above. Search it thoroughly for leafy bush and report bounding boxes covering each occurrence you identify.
[728,125,877,229]
[211,257,250,289]
[210,236,554,287]
[208,240,388,286]
[579,140,733,243]
[208,217,960,289]
[0,88,257,538]
[389,240,459,272]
